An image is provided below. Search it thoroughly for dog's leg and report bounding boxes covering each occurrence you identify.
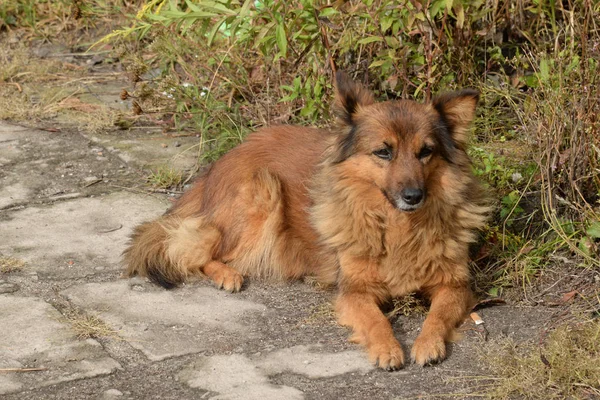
[337,292,404,370]
[335,257,403,370]
[411,284,473,365]
[166,217,244,292]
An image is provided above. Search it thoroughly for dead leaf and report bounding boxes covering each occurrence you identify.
[540,351,551,367]
[561,290,578,303]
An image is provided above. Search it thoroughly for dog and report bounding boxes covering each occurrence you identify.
[123,72,489,370]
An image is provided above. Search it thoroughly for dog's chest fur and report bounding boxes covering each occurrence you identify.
[378,206,470,297]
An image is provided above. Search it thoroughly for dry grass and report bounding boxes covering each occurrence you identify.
[64,310,119,340]
[483,319,600,399]
[0,256,25,273]
[0,44,73,121]
[301,302,336,325]
[386,294,428,318]
[0,41,121,132]
[66,107,120,134]
[0,44,66,83]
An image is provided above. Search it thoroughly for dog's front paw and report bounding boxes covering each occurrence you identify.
[410,333,446,366]
[368,340,405,371]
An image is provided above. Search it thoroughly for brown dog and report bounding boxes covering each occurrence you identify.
[124,72,489,370]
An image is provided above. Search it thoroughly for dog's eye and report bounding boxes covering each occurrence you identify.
[418,146,433,159]
[373,147,393,161]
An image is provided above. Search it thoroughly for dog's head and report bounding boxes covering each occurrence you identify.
[331,71,478,212]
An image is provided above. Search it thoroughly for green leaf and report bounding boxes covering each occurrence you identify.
[567,55,580,72]
[356,36,383,45]
[539,58,550,82]
[524,74,539,88]
[319,7,338,17]
[586,221,600,239]
[195,1,237,16]
[276,23,287,58]
[314,80,322,97]
[238,0,253,18]
[578,238,592,256]
[207,16,228,46]
[185,0,202,12]
[456,5,464,28]
[254,21,276,44]
[162,10,219,19]
[369,59,388,68]
[414,11,426,21]
[381,16,394,33]
[430,0,446,17]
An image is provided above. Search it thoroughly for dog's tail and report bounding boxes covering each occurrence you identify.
[123,215,220,289]
[123,217,182,288]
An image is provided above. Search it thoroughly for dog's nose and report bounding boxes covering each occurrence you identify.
[401,188,424,205]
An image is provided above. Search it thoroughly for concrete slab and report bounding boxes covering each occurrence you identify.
[0,122,30,135]
[180,354,304,400]
[0,181,30,209]
[83,131,201,171]
[0,192,168,278]
[257,345,373,379]
[179,346,373,399]
[0,295,121,395]
[0,121,154,210]
[0,134,23,165]
[62,280,268,361]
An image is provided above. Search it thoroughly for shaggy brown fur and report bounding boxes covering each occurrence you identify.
[123,72,489,369]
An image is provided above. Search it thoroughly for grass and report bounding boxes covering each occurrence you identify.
[386,294,428,318]
[64,107,121,134]
[0,256,25,273]
[301,302,336,325]
[63,310,120,340]
[0,41,122,132]
[482,319,600,399]
[147,165,184,190]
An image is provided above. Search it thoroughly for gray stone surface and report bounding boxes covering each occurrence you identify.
[180,354,304,400]
[83,131,201,171]
[0,295,121,395]
[0,192,167,278]
[62,281,268,361]
[256,345,373,378]
[179,346,373,400]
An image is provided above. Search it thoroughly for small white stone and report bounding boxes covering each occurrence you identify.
[103,388,123,398]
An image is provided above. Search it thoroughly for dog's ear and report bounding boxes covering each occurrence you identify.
[333,71,375,126]
[432,89,479,145]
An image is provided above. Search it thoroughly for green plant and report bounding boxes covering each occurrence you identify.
[96,0,525,143]
[147,165,184,190]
